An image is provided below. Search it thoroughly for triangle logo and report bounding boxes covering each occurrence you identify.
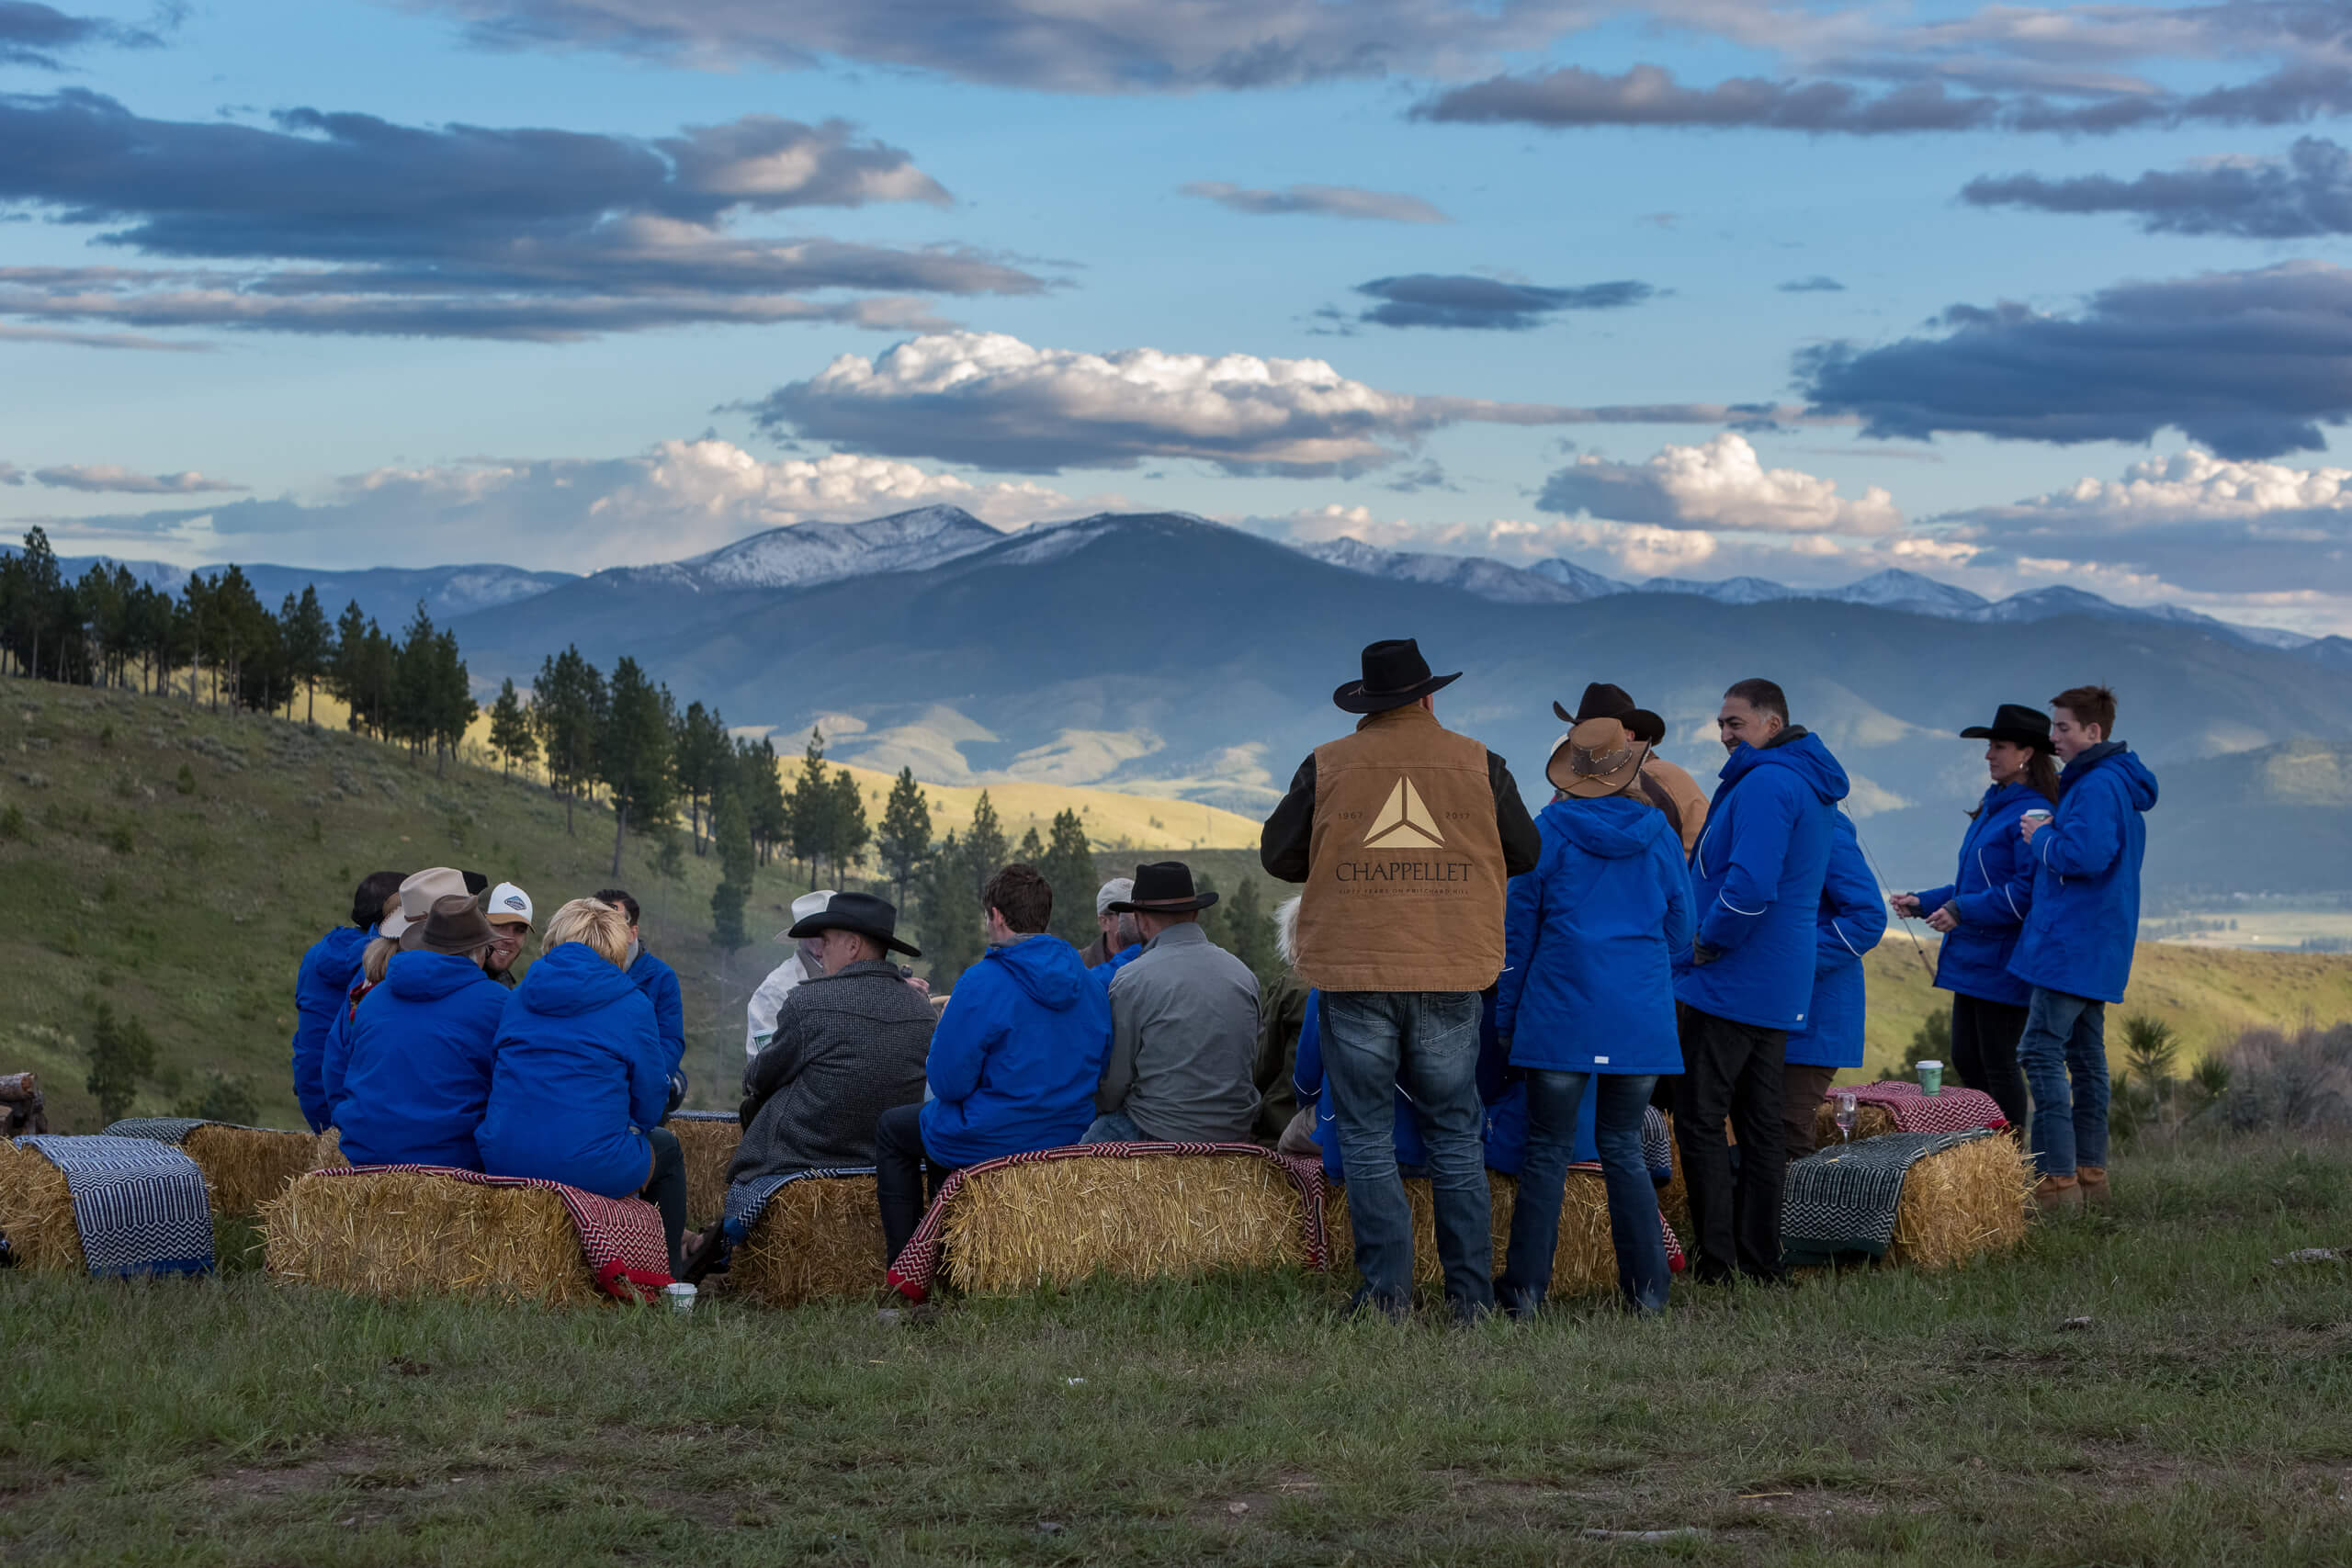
[1362,778,1445,851]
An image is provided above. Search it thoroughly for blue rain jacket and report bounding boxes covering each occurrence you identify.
[921,936,1112,1166]
[1912,783,2043,1007]
[1293,987,1428,1180]
[1089,942,1142,990]
[627,949,685,1080]
[477,942,668,1199]
[1676,729,1850,1031]
[2008,742,2159,1005]
[1785,812,1890,1069]
[334,951,506,1169]
[292,924,370,1133]
[1497,795,1692,1077]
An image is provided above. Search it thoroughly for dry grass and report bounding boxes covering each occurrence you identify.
[260,1170,601,1307]
[310,1128,347,1169]
[181,1126,322,1216]
[0,1138,85,1273]
[667,1114,740,1228]
[1886,1134,2037,1270]
[939,1155,1311,1295]
[1812,1100,1903,1148]
[724,1174,883,1307]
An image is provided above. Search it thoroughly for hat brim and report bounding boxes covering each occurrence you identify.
[1552,697,1666,745]
[400,924,496,954]
[787,912,920,958]
[1545,743,1645,798]
[1960,726,2053,751]
[1106,892,1219,914]
[484,914,533,931]
[1333,670,1460,714]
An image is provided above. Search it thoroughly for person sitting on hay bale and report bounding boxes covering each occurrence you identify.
[1781,811,1886,1156]
[333,894,509,1169]
[1085,862,1261,1144]
[483,882,535,987]
[1252,896,1312,1145]
[292,870,404,1133]
[596,889,688,1115]
[745,889,837,1062]
[1080,878,1141,979]
[478,897,691,1274]
[874,864,1111,1273]
[1493,715,1693,1318]
[322,866,469,1120]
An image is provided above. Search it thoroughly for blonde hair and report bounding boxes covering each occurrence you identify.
[542,897,631,965]
[360,935,400,987]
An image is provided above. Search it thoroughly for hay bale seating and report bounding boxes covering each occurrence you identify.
[725,1173,884,1307]
[937,1153,1314,1296]
[0,1137,85,1273]
[1811,1100,1903,1149]
[261,1169,605,1306]
[178,1125,324,1215]
[667,1112,741,1228]
[1885,1134,2036,1270]
[1324,1171,1671,1300]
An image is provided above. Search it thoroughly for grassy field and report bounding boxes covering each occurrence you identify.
[6,1136,2351,1564]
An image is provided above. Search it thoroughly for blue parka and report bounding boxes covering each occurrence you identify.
[1090,943,1142,990]
[1785,813,1889,1069]
[1497,795,1693,1077]
[627,949,685,1080]
[477,942,668,1199]
[334,951,507,1170]
[292,924,370,1133]
[921,936,1112,1167]
[1913,782,2043,1007]
[1293,987,1428,1180]
[1677,729,1850,1032]
[2008,742,2159,1005]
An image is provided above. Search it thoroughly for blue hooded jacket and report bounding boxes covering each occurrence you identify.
[1677,729,1851,1031]
[1913,782,2043,1007]
[478,942,668,1199]
[1089,942,1142,990]
[1292,987,1429,1179]
[627,949,685,1080]
[1785,813,1889,1069]
[334,950,507,1170]
[1497,795,1692,1077]
[2008,742,2159,1005]
[292,924,370,1133]
[921,935,1112,1167]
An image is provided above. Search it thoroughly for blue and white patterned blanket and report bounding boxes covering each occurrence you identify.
[721,1164,875,1248]
[17,1134,215,1278]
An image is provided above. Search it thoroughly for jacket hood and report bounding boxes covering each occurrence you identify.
[512,941,640,1018]
[985,934,1090,1011]
[1544,793,1668,859]
[385,949,492,1002]
[2063,741,2159,810]
[1719,727,1849,805]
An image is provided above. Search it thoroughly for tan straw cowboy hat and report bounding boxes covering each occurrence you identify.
[1546,716,1645,799]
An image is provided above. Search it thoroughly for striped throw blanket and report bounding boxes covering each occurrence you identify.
[888,1141,1329,1303]
[1834,1081,2007,1135]
[311,1164,672,1300]
[722,1164,874,1248]
[1780,1129,1989,1268]
[17,1134,215,1278]
[1563,1159,1688,1272]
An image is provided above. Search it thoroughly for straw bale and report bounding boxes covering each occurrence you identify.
[1323,1170,1658,1300]
[182,1125,322,1215]
[1886,1134,2036,1271]
[726,1174,882,1307]
[1812,1100,1902,1149]
[311,1128,348,1169]
[0,1138,85,1273]
[670,1117,741,1227]
[938,1155,1309,1295]
[260,1170,600,1306]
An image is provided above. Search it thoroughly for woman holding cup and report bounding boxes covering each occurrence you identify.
[1891,704,2058,1128]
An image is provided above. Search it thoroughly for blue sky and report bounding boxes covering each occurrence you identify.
[6,0,2352,631]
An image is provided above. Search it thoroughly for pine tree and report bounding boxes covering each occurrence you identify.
[596,658,675,877]
[488,678,536,778]
[965,790,1008,900]
[1016,825,1045,864]
[1224,875,1279,987]
[430,629,475,776]
[532,646,606,834]
[786,728,833,888]
[743,735,789,867]
[710,786,756,953]
[672,701,729,854]
[828,768,870,883]
[327,600,372,727]
[876,767,933,907]
[282,585,332,724]
[919,829,984,989]
[1041,808,1100,947]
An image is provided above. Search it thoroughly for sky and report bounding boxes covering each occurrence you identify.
[6,0,2352,633]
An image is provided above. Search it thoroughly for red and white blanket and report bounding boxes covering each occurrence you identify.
[1828,1080,2007,1136]
[313,1163,673,1301]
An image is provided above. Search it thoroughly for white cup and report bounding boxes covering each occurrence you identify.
[663,1281,698,1315]
[2020,809,2052,828]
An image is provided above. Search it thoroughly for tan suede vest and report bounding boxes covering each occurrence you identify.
[1294,704,1509,994]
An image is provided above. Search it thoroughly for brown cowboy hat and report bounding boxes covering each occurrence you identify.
[401,893,499,954]
[1547,716,1645,799]
[1332,637,1461,715]
[1553,681,1666,746]
[1106,861,1219,914]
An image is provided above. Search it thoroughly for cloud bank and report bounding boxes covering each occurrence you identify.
[31,464,246,494]
[1349,273,1655,330]
[1180,181,1447,223]
[1962,136,2352,238]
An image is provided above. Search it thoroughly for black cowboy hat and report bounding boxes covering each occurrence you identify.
[1552,681,1666,746]
[788,889,922,958]
[1960,702,2053,752]
[1332,637,1461,715]
[401,893,498,955]
[1106,861,1220,914]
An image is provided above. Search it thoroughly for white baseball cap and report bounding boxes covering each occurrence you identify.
[774,888,836,942]
[485,882,535,929]
[1095,878,1134,918]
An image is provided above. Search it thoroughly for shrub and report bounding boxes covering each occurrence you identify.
[175,1071,259,1126]
[1905,1010,1951,1074]
[0,802,24,841]
[85,1002,159,1123]
[2215,1023,2352,1135]
[175,762,196,795]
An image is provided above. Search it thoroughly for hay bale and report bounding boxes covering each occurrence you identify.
[181,1125,322,1215]
[669,1116,741,1227]
[0,1138,85,1273]
[1324,1169,1663,1300]
[260,1170,601,1306]
[726,1174,883,1307]
[1323,1172,1510,1288]
[1812,1100,1903,1149]
[311,1128,348,1169]
[1885,1134,2036,1271]
[939,1155,1309,1295]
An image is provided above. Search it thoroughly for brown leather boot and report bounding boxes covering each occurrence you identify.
[2075,1166,2110,1209]
[2035,1173,2083,1214]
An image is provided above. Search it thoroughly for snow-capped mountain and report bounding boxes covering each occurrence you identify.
[1300,538,1584,604]
[1525,557,1627,599]
[1632,574,1796,605]
[643,505,1007,592]
[1817,569,1991,616]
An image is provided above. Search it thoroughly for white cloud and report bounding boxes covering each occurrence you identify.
[32,464,246,494]
[1180,181,1449,223]
[1539,433,1904,535]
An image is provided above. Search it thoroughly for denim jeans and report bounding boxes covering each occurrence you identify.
[1319,990,1491,1312]
[1501,1071,1668,1314]
[2017,987,2110,1177]
[1080,1111,1143,1145]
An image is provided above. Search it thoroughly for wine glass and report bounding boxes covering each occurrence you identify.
[1834,1092,1858,1145]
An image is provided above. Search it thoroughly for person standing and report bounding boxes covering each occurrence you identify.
[2009,686,2158,1212]
[1080,878,1139,970]
[1892,705,2056,1130]
[292,870,403,1133]
[1552,682,1708,854]
[1494,717,1693,1317]
[1675,678,1849,1285]
[745,890,837,1063]
[1086,863,1261,1144]
[1261,638,1541,1320]
[1781,811,1887,1155]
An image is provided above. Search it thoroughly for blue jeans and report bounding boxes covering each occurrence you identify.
[1080,1111,1142,1145]
[1320,990,1491,1312]
[1501,1072,1668,1314]
[2018,987,2110,1177]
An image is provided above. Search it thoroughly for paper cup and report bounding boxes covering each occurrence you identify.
[1916,1059,1944,1098]
[663,1281,698,1315]
[2020,809,2052,828]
